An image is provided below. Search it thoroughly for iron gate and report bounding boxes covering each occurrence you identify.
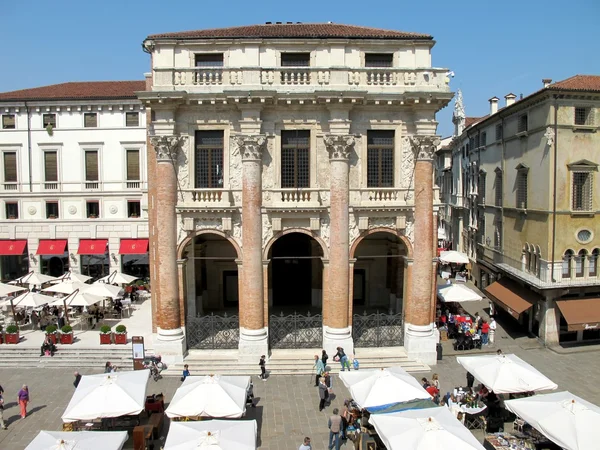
[269,311,322,348]
[352,311,404,347]
[186,313,239,349]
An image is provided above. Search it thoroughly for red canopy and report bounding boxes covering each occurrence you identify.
[0,240,27,255]
[77,239,108,255]
[119,239,149,254]
[37,239,68,255]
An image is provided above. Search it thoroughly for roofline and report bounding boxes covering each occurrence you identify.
[147,34,433,41]
[0,95,141,103]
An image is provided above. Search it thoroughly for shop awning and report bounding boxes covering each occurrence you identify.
[484,278,538,319]
[119,239,149,254]
[0,240,27,255]
[77,239,108,255]
[37,239,68,255]
[556,298,600,332]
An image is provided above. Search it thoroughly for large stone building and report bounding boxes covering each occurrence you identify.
[439,75,600,346]
[140,23,452,363]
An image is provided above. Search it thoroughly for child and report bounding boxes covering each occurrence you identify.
[352,355,359,370]
[181,364,190,382]
[259,355,266,381]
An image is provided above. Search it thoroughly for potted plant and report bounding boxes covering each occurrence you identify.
[114,324,127,344]
[5,325,19,344]
[99,325,112,344]
[60,325,74,344]
[45,325,58,344]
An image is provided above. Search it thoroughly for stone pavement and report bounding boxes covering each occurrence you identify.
[2,345,600,449]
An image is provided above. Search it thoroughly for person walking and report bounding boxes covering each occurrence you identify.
[489,317,497,344]
[17,385,29,419]
[73,372,82,388]
[480,320,490,345]
[0,393,7,430]
[431,373,440,390]
[259,355,267,381]
[318,377,328,411]
[299,437,312,450]
[466,371,475,388]
[334,347,351,372]
[314,355,325,387]
[328,408,343,450]
[181,364,190,382]
[321,349,329,367]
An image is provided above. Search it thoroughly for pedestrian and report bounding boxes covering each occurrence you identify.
[334,347,351,371]
[341,400,351,440]
[421,377,429,389]
[299,436,312,450]
[497,348,503,355]
[17,384,29,419]
[321,349,329,367]
[314,355,325,387]
[181,364,190,382]
[466,371,475,388]
[73,372,82,388]
[0,392,7,430]
[104,362,112,373]
[474,312,482,332]
[324,371,333,401]
[489,317,497,344]
[259,355,267,381]
[318,377,328,411]
[431,373,440,390]
[481,320,490,345]
[328,407,343,450]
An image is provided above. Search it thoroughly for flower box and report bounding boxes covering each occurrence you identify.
[60,327,74,345]
[100,333,112,345]
[114,333,127,345]
[5,333,19,344]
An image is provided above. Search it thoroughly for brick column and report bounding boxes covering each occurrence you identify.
[405,135,440,365]
[149,135,186,363]
[323,135,355,356]
[235,135,268,361]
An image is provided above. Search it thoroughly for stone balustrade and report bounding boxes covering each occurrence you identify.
[180,189,233,206]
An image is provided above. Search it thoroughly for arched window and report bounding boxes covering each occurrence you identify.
[590,249,599,277]
[534,246,542,277]
[576,250,587,278]
[562,250,574,279]
[522,244,530,271]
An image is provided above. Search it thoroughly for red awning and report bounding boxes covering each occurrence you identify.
[37,239,68,255]
[0,240,27,256]
[77,239,108,255]
[119,239,149,254]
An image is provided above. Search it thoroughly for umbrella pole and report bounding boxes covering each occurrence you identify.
[63,299,70,326]
[10,299,18,332]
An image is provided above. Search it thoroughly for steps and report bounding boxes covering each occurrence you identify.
[165,347,430,376]
[0,345,136,369]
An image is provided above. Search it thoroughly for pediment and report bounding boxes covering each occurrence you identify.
[567,159,598,170]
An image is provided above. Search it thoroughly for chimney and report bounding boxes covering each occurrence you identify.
[542,78,552,88]
[489,96,499,115]
[505,93,517,107]
[144,72,152,91]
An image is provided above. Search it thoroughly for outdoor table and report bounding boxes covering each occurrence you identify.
[483,433,536,450]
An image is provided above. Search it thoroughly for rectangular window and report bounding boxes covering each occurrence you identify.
[281,52,310,67]
[125,112,139,127]
[3,152,17,182]
[84,113,97,128]
[5,202,18,219]
[562,254,571,278]
[495,171,503,206]
[84,150,98,181]
[86,201,99,218]
[126,149,140,180]
[43,114,56,128]
[575,253,584,278]
[494,217,502,249]
[516,170,528,209]
[481,131,487,146]
[195,53,224,67]
[572,171,593,211]
[495,124,503,141]
[281,130,310,188]
[590,251,598,277]
[475,135,480,149]
[2,114,15,129]
[46,202,59,218]
[44,151,58,182]
[367,130,394,188]
[365,53,393,67]
[127,200,141,218]
[478,172,486,204]
[195,130,224,188]
[518,114,528,133]
[574,107,593,126]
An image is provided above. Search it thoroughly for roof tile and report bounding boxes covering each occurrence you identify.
[0,81,146,102]
[547,75,600,92]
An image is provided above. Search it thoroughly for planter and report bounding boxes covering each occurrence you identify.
[60,333,74,345]
[100,333,112,345]
[114,333,127,345]
[5,333,19,344]
[47,333,58,345]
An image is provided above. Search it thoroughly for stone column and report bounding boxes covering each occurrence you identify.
[323,135,355,356]
[149,135,187,363]
[235,135,269,361]
[405,135,440,365]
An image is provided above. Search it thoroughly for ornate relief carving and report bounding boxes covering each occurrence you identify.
[177,214,187,245]
[405,217,415,244]
[232,213,242,243]
[323,135,355,160]
[28,206,37,216]
[409,135,441,161]
[229,137,243,190]
[177,137,190,189]
[262,214,273,249]
[368,217,396,229]
[319,216,330,247]
[150,135,187,161]
[544,127,555,147]
[400,137,415,190]
[195,218,223,231]
[109,205,118,215]
[233,134,267,161]
[68,206,77,215]
[349,214,360,246]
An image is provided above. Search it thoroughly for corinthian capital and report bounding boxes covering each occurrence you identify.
[409,135,441,161]
[150,135,187,162]
[234,134,267,161]
[323,134,355,160]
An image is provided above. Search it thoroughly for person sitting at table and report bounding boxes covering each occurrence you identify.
[113,299,123,314]
[40,335,56,357]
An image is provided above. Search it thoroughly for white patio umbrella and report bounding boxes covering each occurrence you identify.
[0,282,26,297]
[165,375,251,419]
[62,370,150,422]
[42,281,89,295]
[83,282,122,299]
[456,354,558,394]
[25,430,128,450]
[9,271,55,287]
[98,271,138,285]
[12,291,54,308]
[164,420,257,450]
[439,251,470,264]
[50,271,92,284]
[437,284,483,302]
[370,406,485,450]
[338,367,430,409]
[50,290,104,307]
[505,391,600,450]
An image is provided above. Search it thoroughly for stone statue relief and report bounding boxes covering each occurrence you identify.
[150,135,187,161]
[323,135,355,160]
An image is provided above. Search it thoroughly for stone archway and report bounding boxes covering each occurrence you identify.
[263,228,329,261]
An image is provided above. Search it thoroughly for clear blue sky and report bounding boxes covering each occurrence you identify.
[2,0,599,136]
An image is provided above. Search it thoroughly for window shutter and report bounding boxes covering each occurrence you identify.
[3,152,17,182]
[126,150,140,180]
[44,152,58,182]
[85,151,98,181]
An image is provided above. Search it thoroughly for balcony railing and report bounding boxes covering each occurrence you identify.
[352,188,413,207]
[84,182,100,190]
[180,189,233,207]
[268,189,322,207]
[44,182,59,190]
[3,182,18,191]
[126,181,141,189]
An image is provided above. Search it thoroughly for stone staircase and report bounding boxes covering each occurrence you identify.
[0,345,137,369]
[165,347,429,376]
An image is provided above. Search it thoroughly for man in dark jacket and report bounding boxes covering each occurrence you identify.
[466,371,475,388]
[318,378,329,411]
[73,372,82,388]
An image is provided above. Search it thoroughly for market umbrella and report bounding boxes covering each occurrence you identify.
[439,251,470,265]
[165,375,251,419]
[370,406,485,450]
[339,367,431,409]
[42,281,89,295]
[164,420,257,450]
[50,271,92,284]
[82,282,122,300]
[437,284,483,302]
[62,370,150,422]
[50,289,104,325]
[505,391,599,450]
[0,282,26,297]
[456,354,558,394]
[9,271,56,286]
[12,291,54,308]
[98,271,138,285]
[25,430,128,450]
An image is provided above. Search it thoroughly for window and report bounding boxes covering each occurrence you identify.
[281,53,310,67]
[125,112,139,127]
[575,250,586,278]
[194,130,224,188]
[86,201,100,218]
[494,169,503,206]
[481,131,487,146]
[478,171,486,204]
[590,249,599,277]
[127,200,141,218]
[84,113,97,128]
[2,114,15,129]
[84,150,98,181]
[43,114,56,128]
[3,152,17,183]
[574,107,593,126]
[367,130,394,188]
[5,202,18,219]
[518,114,528,133]
[516,166,528,209]
[572,171,593,211]
[562,250,574,278]
[494,217,502,249]
[281,130,310,188]
[126,149,140,180]
[44,151,58,182]
[195,53,224,67]
[365,53,393,67]
[495,123,503,141]
[478,216,485,244]
[46,202,59,218]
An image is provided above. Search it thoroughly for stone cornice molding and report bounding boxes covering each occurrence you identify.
[234,134,267,161]
[150,135,187,162]
[409,135,441,161]
[323,134,355,161]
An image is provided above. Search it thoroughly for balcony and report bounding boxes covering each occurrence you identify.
[44,182,59,190]
[351,188,412,208]
[84,182,100,190]
[126,181,141,189]
[267,189,322,208]
[179,189,233,207]
[2,182,18,191]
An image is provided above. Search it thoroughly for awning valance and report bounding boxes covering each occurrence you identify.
[77,239,108,255]
[556,298,600,332]
[37,239,68,255]
[484,278,539,319]
[119,239,149,254]
[0,240,27,255]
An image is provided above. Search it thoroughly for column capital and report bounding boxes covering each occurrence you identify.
[323,134,355,161]
[234,134,267,161]
[150,135,187,162]
[409,135,441,161]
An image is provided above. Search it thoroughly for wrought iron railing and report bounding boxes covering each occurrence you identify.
[352,310,404,347]
[269,311,323,349]
[186,313,239,349]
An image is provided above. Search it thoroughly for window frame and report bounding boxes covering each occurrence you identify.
[127,200,141,218]
[281,129,311,189]
[571,170,594,212]
[86,200,100,218]
[2,114,16,129]
[494,216,502,249]
[365,53,393,68]
[478,170,486,204]
[83,112,98,128]
[495,123,503,141]
[280,52,311,67]
[516,165,529,209]
[562,250,574,279]
[45,201,59,219]
[366,130,395,188]
[125,112,140,127]
[517,114,528,133]
[43,150,59,182]
[194,130,224,189]
[42,113,57,128]
[194,53,224,67]
[84,149,99,182]
[574,106,593,126]
[590,249,599,277]
[2,151,17,183]
[494,168,503,207]
[126,149,140,181]
[5,202,18,219]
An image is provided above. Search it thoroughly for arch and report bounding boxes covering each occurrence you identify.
[350,227,413,260]
[177,229,242,260]
[263,228,329,261]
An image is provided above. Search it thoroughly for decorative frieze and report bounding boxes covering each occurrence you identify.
[234,134,267,161]
[323,135,355,160]
[409,135,441,161]
[150,135,187,162]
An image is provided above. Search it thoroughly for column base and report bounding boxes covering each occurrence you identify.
[154,327,186,365]
[238,327,269,363]
[404,322,438,366]
[323,326,354,362]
